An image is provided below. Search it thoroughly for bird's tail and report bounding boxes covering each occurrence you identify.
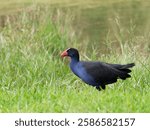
[118,63,135,80]
[120,63,135,69]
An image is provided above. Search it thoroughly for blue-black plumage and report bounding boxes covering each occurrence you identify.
[61,48,135,91]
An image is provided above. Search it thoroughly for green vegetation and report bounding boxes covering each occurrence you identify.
[0,1,150,112]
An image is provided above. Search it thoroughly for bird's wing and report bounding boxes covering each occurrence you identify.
[106,63,135,69]
[106,63,135,73]
[81,61,124,85]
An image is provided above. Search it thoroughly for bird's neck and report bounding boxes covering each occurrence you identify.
[70,57,79,75]
[70,57,79,66]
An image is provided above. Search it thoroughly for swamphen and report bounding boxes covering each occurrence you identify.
[61,48,135,91]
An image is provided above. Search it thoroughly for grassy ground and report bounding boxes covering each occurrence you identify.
[0,3,150,112]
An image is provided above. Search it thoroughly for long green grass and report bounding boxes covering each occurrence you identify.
[0,4,150,112]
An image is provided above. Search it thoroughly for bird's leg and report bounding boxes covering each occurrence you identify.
[96,84,106,91]
[101,84,106,89]
[96,86,101,91]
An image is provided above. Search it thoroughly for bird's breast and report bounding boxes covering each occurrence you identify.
[70,63,97,86]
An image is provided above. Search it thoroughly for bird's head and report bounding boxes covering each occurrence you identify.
[61,48,79,61]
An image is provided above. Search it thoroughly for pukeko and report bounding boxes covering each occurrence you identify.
[61,48,135,91]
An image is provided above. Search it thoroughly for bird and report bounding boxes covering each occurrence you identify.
[61,48,135,91]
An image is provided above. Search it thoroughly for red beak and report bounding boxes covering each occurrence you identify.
[61,50,68,58]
